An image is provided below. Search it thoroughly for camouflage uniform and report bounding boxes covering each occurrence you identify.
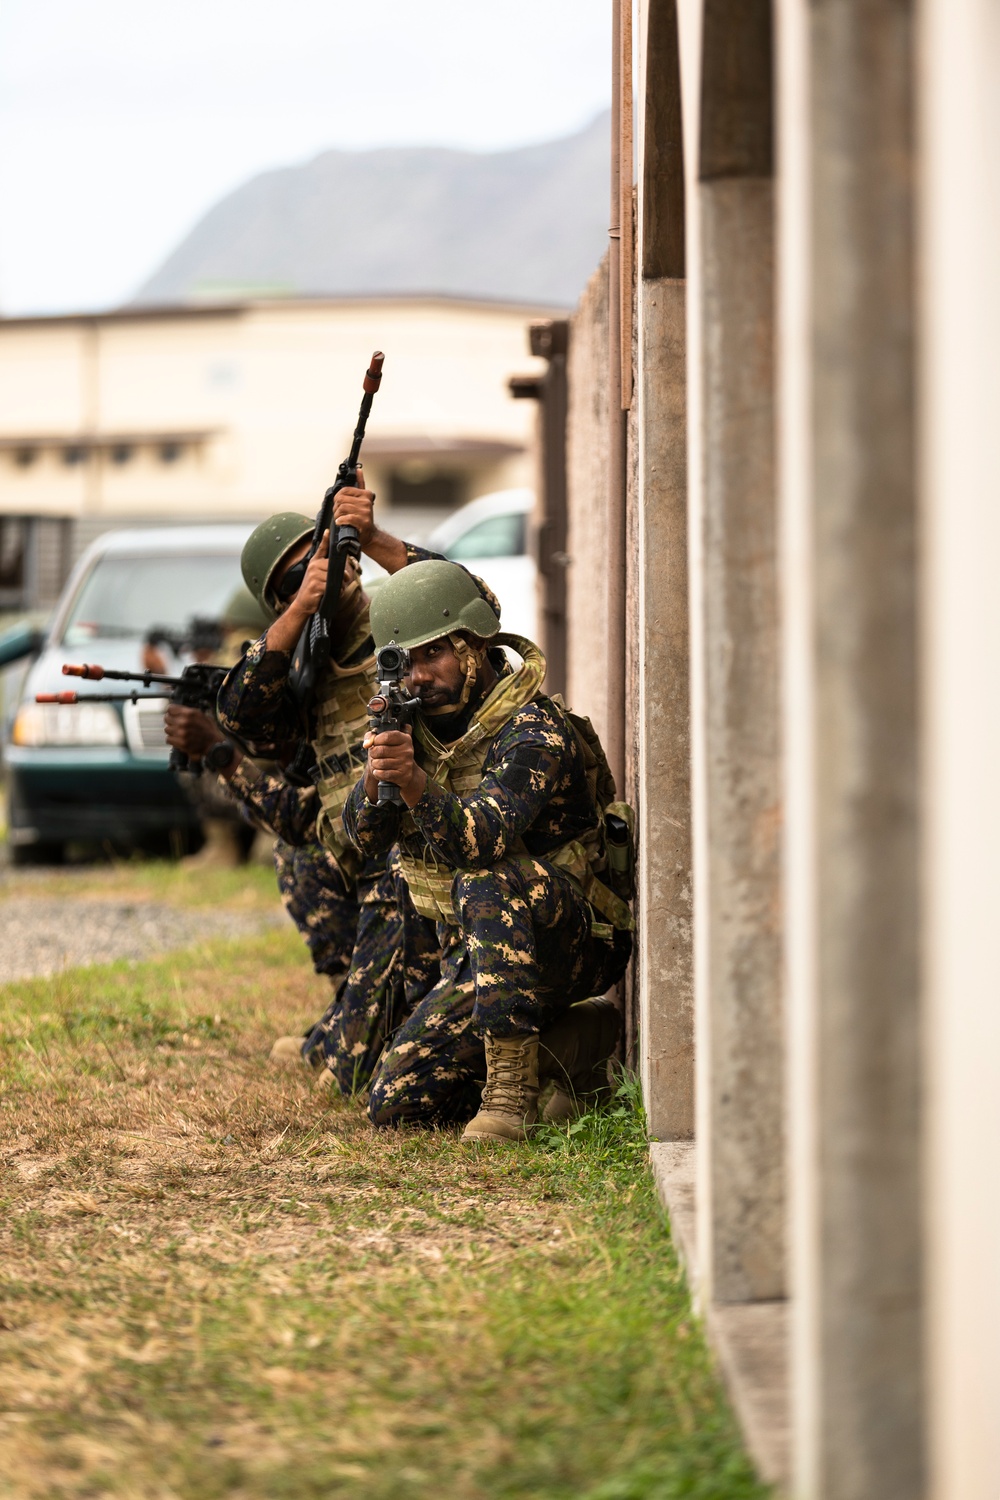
[225,759,359,983]
[344,655,632,1127]
[215,555,443,1084]
[225,755,418,1074]
[304,854,442,1094]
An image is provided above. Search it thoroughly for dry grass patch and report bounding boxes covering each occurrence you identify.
[0,926,767,1500]
[0,857,280,912]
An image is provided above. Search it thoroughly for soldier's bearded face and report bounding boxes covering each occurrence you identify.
[404,639,465,711]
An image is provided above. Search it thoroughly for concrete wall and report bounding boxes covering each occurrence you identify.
[565,261,612,746]
[778,3,924,1495]
[626,0,988,1492]
[920,0,1000,1495]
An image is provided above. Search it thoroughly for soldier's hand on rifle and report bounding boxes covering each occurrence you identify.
[142,642,169,676]
[164,705,225,759]
[363,726,427,808]
[265,530,332,646]
[333,465,376,548]
[293,529,330,618]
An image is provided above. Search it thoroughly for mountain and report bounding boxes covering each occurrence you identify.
[133,113,611,309]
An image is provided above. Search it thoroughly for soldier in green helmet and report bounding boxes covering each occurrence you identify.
[343,557,634,1143]
[215,478,445,1080]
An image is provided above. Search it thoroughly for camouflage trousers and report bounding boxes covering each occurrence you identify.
[273,839,359,981]
[305,861,442,1095]
[368,855,632,1128]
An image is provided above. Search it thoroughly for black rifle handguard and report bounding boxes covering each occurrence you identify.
[289,351,385,708]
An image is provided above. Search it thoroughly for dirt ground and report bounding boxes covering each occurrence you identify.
[0,860,765,1500]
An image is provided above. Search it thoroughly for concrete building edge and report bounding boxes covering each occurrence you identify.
[774,1,822,1494]
[650,1142,791,1491]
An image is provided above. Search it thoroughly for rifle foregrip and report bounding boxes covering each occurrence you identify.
[336,524,361,558]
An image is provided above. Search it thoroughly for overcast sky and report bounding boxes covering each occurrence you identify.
[0,0,611,316]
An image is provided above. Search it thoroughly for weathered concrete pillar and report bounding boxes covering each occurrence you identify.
[565,263,611,745]
[635,0,694,1141]
[691,0,785,1306]
[695,175,783,1303]
[637,278,693,1139]
[777,0,925,1495]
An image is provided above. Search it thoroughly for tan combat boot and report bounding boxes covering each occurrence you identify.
[539,997,622,1123]
[268,1035,312,1067]
[182,818,245,870]
[461,1033,540,1144]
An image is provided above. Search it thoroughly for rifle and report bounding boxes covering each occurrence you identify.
[145,617,224,659]
[289,350,385,708]
[366,643,419,806]
[38,661,228,774]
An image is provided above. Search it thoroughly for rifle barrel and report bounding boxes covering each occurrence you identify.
[37,691,167,705]
[347,351,384,468]
[62,662,182,687]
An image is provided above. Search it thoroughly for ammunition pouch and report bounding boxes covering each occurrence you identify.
[313,635,375,882]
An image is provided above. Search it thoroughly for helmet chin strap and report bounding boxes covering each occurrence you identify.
[422,634,489,717]
[335,570,362,615]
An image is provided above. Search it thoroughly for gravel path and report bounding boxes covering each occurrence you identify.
[0,898,283,983]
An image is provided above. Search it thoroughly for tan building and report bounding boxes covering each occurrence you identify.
[0,294,552,613]
[520,1,1000,1496]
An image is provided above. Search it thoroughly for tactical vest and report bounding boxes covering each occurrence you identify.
[397,633,634,937]
[313,616,375,881]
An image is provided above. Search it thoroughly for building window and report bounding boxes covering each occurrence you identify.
[389,471,462,510]
[0,516,71,610]
[0,518,27,605]
[110,444,133,465]
[62,445,86,466]
[159,441,183,464]
[13,448,37,469]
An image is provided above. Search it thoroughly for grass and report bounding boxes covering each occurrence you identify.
[0,866,769,1500]
[0,855,280,912]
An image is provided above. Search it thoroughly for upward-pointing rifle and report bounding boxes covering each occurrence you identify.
[289,350,384,708]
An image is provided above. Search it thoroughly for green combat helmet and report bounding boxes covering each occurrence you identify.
[241,512,313,619]
[369,559,501,651]
[221,585,270,636]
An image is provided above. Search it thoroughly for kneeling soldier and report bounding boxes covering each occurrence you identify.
[343,559,634,1142]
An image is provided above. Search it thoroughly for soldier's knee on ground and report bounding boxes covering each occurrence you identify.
[453,860,527,908]
[367,1068,482,1130]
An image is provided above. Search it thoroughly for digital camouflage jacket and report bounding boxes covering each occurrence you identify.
[343,678,598,877]
[225,757,318,847]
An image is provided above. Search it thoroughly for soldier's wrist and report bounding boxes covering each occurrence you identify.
[399,765,427,809]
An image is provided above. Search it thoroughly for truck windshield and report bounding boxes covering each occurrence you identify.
[61,553,243,647]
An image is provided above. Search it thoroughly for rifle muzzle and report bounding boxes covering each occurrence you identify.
[363,352,385,393]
